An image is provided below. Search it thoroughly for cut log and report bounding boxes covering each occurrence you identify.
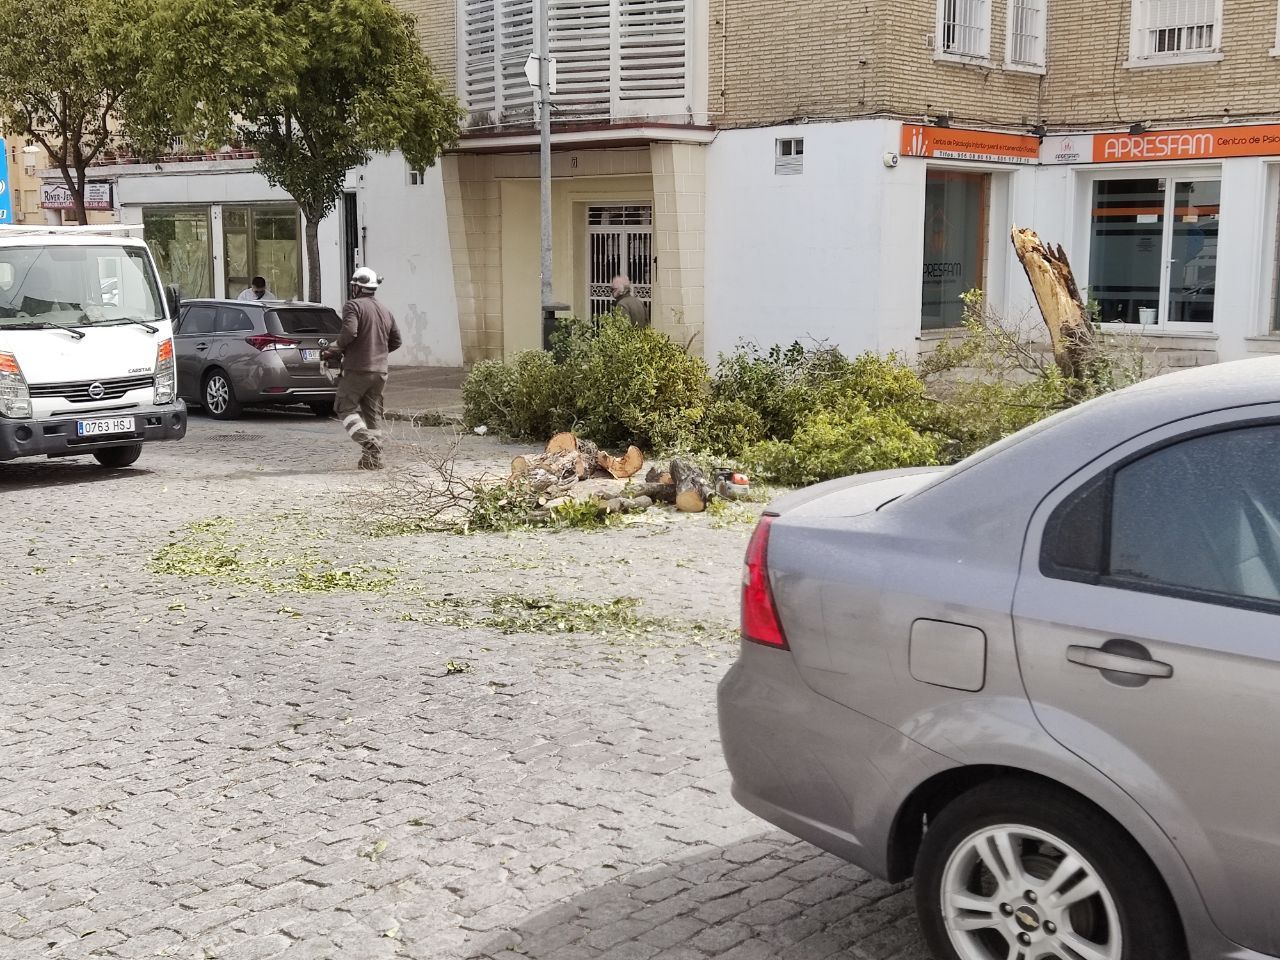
[598,445,645,480]
[1011,226,1097,383]
[671,459,714,513]
[644,466,673,485]
[574,439,601,480]
[628,482,677,505]
[546,432,578,456]
[510,456,532,479]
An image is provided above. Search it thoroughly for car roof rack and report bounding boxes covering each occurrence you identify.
[0,223,144,238]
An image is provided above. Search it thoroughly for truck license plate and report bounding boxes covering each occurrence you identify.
[301,349,320,362]
[77,417,134,437]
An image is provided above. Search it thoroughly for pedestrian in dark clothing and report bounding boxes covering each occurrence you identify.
[323,266,402,470]
[611,275,649,327]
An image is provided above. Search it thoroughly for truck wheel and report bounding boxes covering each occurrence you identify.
[93,444,142,469]
[914,779,1186,960]
[203,370,242,420]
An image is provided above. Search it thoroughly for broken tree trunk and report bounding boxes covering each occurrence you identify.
[1011,226,1097,383]
[546,432,578,456]
[644,466,673,486]
[670,459,714,513]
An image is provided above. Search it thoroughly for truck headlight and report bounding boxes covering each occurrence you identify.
[154,338,175,404]
[0,351,31,419]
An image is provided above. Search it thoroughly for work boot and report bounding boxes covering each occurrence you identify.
[357,453,385,471]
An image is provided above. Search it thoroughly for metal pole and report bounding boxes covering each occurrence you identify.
[538,0,552,310]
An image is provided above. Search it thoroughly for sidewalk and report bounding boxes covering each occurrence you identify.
[382,365,466,422]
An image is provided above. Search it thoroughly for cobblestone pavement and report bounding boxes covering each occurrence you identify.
[0,410,930,960]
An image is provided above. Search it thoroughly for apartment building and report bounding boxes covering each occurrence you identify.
[705,0,1280,366]
[397,0,712,362]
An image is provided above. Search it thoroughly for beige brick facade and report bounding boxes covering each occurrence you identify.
[709,0,1280,131]
[393,0,457,92]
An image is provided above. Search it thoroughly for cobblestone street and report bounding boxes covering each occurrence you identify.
[0,411,929,960]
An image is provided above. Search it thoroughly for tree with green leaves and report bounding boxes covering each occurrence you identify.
[158,0,462,303]
[0,0,164,224]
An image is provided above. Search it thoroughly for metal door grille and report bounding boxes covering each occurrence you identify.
[587,205,653,319]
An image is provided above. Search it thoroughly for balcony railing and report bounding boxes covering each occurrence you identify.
[459,0,693,130]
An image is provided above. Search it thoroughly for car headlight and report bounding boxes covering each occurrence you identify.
[0,351,31,419]
[154,338,175,404]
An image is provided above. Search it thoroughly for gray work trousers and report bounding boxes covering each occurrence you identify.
[335,371,388,461]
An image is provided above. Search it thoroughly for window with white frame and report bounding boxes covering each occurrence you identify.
[1130,0,1220,60]
[938,0,990,59]
[1006,0,1046,69]
[775,138,804,175]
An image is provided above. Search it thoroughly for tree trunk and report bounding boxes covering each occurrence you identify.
[59,163,87,225]
[305,213,322,304]
[1010,226,1097,383]
[670,459,714,513]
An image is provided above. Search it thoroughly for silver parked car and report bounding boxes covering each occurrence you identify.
[719,357,1280,960]
[174,298,339,419]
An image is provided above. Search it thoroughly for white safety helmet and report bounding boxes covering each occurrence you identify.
[350,266,381,292]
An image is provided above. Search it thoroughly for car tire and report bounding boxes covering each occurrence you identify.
[914,779,1186,960]
[93,444,142,469]
[203,369,242,420]
[309,399,336,418]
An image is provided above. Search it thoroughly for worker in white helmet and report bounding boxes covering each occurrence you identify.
[322,266,402,469]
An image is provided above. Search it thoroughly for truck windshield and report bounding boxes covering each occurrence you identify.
[0,245,163,328]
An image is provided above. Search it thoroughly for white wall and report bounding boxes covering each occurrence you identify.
[704,118,1044,364]
[343,154,461,366]
[114,153,461,367]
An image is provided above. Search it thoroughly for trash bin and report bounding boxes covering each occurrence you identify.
[541,302,571,354]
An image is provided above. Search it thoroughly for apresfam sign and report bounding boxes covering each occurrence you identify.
[1043,123,1280,164]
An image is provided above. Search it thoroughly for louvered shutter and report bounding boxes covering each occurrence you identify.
[462,0,498,116]
[617,0,687,104]
[498,0,537,121]
[549,0,613,120]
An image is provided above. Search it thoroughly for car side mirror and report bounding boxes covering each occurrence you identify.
[165,284,181,320]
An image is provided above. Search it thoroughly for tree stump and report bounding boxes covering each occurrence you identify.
[670,459,713,513]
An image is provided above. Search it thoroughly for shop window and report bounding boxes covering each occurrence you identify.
[1130,0,1220,62]
[1089,177,1218,328]
[921,170,990,331]
[937,0,990,59]
[1006,0,1046,69]
[143,207,214,300]
[775,138,804,175]
[223,204,302,302]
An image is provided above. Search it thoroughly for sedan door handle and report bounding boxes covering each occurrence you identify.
[1067,645,1173,679]
[195,342,209,351]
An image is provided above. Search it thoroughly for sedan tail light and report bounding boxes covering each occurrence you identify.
[742,515,788,649]
[245,334,300,351]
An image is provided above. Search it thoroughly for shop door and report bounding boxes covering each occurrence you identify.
[587,205,653,320]
[223,205,303,302]
[1088,177,1219,328]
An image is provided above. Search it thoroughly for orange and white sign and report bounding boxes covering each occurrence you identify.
[901,124,1041,165]
[1043,123,1280,164]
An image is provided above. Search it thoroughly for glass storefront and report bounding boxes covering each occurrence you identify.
[1089,177,1218,327]
[141,203,302,302]
[921,171,990,330]
[223,204,301,301]
[143,207,213,300]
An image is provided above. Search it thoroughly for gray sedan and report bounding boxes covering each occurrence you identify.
[719,357,1280,960]
[174,299,339,419]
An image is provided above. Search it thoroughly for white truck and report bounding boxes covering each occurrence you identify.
[0,225,186,467]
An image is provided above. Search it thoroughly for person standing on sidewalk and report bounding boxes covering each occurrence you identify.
[324,266,402,470]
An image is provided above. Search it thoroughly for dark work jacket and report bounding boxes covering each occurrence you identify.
[337,295,403,373]
[615,294,649,328]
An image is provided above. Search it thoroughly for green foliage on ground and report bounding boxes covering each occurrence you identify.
[463,294,1143,488]
[463,312,709,450]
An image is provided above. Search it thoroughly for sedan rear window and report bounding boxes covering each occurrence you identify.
[272,308,341,335]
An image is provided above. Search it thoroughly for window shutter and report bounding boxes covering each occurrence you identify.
[618,0,687,103]
[499,0,537,121]
[1137,0,1217,55]
[462,0,498,116]
[549,0,613,119]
